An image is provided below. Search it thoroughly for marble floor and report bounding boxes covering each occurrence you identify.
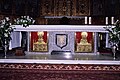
[0,51,120,65]
[0,51,119,60]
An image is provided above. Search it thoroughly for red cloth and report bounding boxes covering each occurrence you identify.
[30,31,47,50]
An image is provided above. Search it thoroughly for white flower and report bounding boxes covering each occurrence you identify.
[113,32,117,35]
[24,16,26,18]
[114,20,119,25]
[33,20,35,24]
[21,16,24,18]
[27,16,29,19]
[14,20,16,22]
[111,26,115,28]
[2,20,5,24]
[23,20,26,23]
[14,16,35,27]
[0,25,4,28]
[25,20,28,23]
[4,33,8,37]
[9,23,11,25]
[20,20,22,22]
[28,19,31,22]
[16,21,19,24]
[24,24,28,26]
[5,17,10,21]
[5,30,8,32]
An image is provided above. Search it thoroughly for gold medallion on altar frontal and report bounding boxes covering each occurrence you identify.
[31,31,48,52]
[75,32,94,53]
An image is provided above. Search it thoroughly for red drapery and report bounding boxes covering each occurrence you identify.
[30,32,92,51]
[30,31,47,51]
[76,32,93,44]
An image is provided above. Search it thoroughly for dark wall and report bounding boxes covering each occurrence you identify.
[91,0,120,16]
[0,0,120,17]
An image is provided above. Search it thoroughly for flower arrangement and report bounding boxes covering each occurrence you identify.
[104,20,120,44]
[104,20,120,59]
[14,16,35,27]
[0,17,15,48]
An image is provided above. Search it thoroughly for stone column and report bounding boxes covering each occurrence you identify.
[94,32,97,53]
[27,31,30,52]
[106,33,109,48]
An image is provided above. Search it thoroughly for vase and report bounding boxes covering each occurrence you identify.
[4,44,7,58]
[4,40,8,59]
[111,42,118,60]
[4,40,10,58]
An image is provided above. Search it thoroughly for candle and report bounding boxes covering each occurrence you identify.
[85,16,87,24]
[89,17,91,24]
[106,17,108,25]
[111,17,114,24]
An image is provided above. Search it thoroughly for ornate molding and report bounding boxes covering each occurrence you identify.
[0,63,120,71]
[40,0,90,16]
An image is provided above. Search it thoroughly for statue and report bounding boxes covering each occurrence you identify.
[77,32,92,52]
[37,32,45,44]
[80,32,89,45]
[33,32,47,51]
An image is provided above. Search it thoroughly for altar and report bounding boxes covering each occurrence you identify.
[9,25,108,54]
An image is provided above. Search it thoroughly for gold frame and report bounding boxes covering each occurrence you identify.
[74,32,94,53]
[29,31,49,52]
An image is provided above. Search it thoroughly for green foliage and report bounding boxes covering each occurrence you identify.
[0,17,15,48]
[0,16,35,50]
[104,20,120,43]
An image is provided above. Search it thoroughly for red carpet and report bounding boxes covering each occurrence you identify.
[0,63,120,80]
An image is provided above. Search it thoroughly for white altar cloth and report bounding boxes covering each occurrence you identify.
[14,25,107,32]
[9,32,22,49]
[10,25,108,49]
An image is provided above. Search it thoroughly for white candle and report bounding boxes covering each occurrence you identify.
[106,17,108,25]
[89,17,91,24]
[85,16,87,24]
[111,17,114,24]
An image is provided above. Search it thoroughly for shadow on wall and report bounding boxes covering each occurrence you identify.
[60,17,69,25]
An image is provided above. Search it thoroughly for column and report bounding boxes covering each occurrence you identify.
[106,33,109,48]
[27,31,30,52]
[94,32,97,53]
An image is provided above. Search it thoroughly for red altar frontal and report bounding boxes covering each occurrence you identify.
[30,31,94,53]
[30,32,48,52]
[75,32,93,52]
